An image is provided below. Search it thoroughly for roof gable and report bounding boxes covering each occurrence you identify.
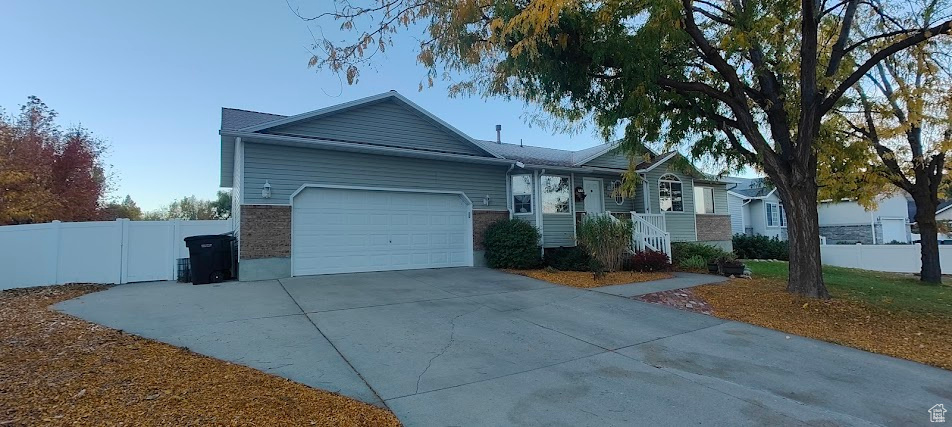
[578,146,630,169]
[239,91,498,158]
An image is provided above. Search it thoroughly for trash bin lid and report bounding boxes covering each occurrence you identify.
[184,234,234,243]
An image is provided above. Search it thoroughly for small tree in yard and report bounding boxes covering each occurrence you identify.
[299,0,952,299]
[576,215,633,275]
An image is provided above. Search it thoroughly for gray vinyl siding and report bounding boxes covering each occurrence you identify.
[572,173,636,213]
[221,137,234,187]
[542,214,575,247]
[263,99,487,157]
[694,183,729,215]
[713,186,728,214]
[582,150,631,169]
[514,214,536,228]
[242,142,508,210]
[728,193,745,234]
[643,164,697,242]
[231,138,243,236]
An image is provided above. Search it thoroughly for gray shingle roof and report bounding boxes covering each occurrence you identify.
[472,140,578,166]
[222,106,637,170]
[221,108,285,131]
[471,139,659,169]
[725,176,772,197]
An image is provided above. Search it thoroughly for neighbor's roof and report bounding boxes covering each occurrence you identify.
[936,199,952,215]
[726,176,774,198]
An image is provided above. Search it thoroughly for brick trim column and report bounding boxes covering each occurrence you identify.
[696,214,732,241]
[240,205,291,259]
[473,210,509,250]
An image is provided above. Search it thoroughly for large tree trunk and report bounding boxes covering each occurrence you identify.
[913,195,942,284]
[777,180,830,299]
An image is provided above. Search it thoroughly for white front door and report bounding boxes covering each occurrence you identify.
[291,187,472,276]
[583,178,604,214]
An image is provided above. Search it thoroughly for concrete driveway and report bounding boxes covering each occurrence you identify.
[56,268,951,426]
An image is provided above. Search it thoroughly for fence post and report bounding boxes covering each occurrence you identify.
[118,218,130,284]
[52,220,62,285]
[170,219,182,281]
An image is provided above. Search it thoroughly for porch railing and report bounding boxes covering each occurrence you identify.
[637,213,666,232]
[631,212,672,258]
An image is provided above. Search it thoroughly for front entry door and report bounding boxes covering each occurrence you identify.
[583,178,604,214]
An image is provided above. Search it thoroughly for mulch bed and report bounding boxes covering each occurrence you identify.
[505,269,673,288]
[638,278,952,371]
[635,288,713,315]
[0,284,401,426]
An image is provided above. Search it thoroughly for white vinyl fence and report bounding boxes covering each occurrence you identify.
[0,219,231,290]
[820,244,952,274]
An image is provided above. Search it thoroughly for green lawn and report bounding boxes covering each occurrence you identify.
[746,261,952,316]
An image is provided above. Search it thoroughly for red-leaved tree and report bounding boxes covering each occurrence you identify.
[0,97,110,224]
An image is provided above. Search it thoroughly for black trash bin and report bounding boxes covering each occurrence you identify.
[184,234,237,285]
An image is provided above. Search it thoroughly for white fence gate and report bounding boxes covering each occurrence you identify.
[0,219,231,290]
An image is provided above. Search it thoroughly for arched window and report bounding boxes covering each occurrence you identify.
[659,174,683,212]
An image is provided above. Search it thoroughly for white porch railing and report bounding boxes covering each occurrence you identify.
[637,213,666,231]
[631,212,672,258]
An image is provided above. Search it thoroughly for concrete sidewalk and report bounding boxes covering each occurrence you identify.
[56,268,951,426]
[591,272,729,297]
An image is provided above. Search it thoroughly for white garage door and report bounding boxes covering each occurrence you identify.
[292,186,473,276]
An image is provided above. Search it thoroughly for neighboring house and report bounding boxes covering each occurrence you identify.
[724,177,787,240]
[725,176,911,244]
[220,91,733,281]
[934,200,952,221]
[911,199,952,244]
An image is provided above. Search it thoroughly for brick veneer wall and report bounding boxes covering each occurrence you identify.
[240,205,291,259]
[696,214,732,241]
[820,224,881,245]
[473,210,510,250]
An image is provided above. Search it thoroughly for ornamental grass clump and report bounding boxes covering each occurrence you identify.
[576,215,633,276]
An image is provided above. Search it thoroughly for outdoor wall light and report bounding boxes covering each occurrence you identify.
[483,194,491,206]
[262,180,272,199]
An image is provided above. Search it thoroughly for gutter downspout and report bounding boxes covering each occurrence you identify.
[505,163,516,218]
[535,169,544,254]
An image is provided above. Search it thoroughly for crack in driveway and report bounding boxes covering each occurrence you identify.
[414,305,485,395]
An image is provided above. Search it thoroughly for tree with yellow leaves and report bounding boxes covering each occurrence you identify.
[298,0,952,298]
[825,23,952,283]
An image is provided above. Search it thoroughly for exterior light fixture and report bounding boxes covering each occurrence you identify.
[262,180,272,199]
[483,194,491,206]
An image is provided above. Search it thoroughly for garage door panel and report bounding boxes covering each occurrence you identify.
[292,187,472,275]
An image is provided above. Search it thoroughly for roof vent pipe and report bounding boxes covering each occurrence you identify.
[496,124,502,143]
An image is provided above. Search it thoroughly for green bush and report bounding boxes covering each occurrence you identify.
[671,242,731,266]
[484,219,542,269]
[679,255,708,271]
[576,215,633,274]
[543,246,592,271]
[732,234,789,260]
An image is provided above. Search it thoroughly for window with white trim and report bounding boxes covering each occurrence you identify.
[511,175,533,214]
[659,174,684,212]
[541,175,571,213]
[694,187,715,214]
[766,202,786,227]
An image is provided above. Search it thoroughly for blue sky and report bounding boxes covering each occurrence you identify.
[1,1,733,211]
